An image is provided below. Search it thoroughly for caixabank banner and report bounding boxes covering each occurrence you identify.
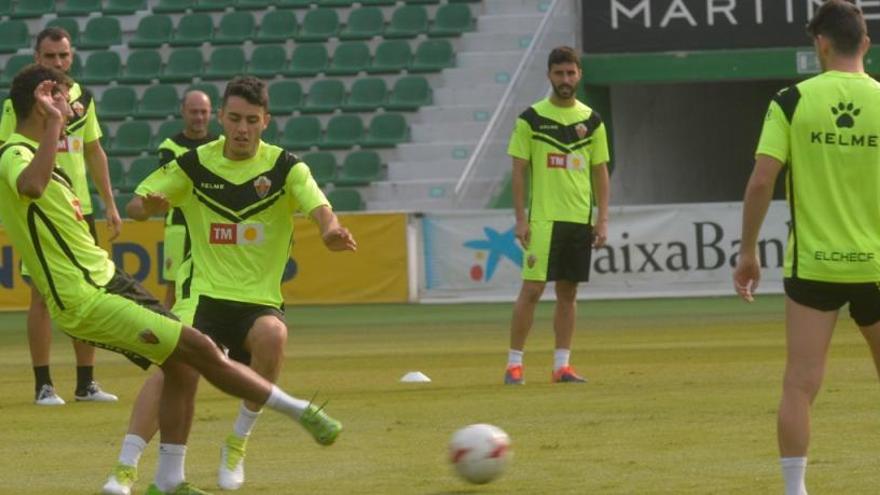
[0,213,408,310]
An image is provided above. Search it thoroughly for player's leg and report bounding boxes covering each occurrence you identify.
[551,280,586,382]
[858,321,880,378]
[551,222,591,383]
[27,285,63,405]
[850,283,880,380]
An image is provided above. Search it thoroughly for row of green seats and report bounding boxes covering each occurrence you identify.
[0,17,122,53]
[153,0,479,13]
[0,0,144,18]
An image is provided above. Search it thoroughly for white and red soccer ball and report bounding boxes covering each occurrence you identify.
[448,424,512,484]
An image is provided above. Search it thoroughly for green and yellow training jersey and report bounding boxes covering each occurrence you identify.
[157,132,218,227]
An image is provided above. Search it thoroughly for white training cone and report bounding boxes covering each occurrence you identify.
[400,371,431,383]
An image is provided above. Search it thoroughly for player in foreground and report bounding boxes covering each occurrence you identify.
[0,65,342,495]
[734,2,880,494]
[504,46,610,385]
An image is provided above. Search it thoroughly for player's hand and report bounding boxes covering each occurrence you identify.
[34,80,71,122]
[142,192,170,216]
[515,220,530,250]
[733,251,761,303]
[104,204,123,241]
[323,226,357,252]
[592,219,608,248]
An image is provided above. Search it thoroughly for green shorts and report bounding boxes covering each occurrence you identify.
[163,223,187,282]
[172,289,198,326]
[521,221,593,282]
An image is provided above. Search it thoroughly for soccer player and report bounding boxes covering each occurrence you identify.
[156,90,217,310]
[1,65,343,495]
[101,76,357,494]
[0,27,120,405]
[733,2,880,494]
[503,46,610,385]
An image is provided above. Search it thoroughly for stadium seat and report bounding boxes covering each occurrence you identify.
[336,150,381,186]
[342,77,387,112]
[367,40,411,74]
[104,0,146,14]
[109,121,152,156]
[297,8,339,42]
[384,5,428,39]
[405,0,439,3]
[280,116,321,151]
[267,80,303,114]
[339,7,384,40]
[301,80,345,114]
[205,47,246,80]
[262,118,279,144]
[152,119,183,148]
[303,152,337,186]
[235,0,272,9]
[192,0,235,11]
[120,50,163,84]
[124,157,157,191]
[80,17,122,49]
[115,192,135,217]
[0,0,8,16]
[46,18,81,44]
[79,52,122,85]
[1,55,32,87]
[387,75,432,111]
[10,0,54,19]
[327,41,370,76]
[284,44,328,77]
[362,113,408,147]
[248,45,287,78]
[429,3,475,37]
[106,157,126,190]
[98,86,137,121]
[99,122,111,149]
[69,54,83,79]
[171,13,213,47]
[359,0,395,5]
[0,21,30,53]
[254,10,298,43]
[130,15,173,47]
[0,89,7,104]
[318,0,355,7]
[186,83,221,109]
[136,84,179,119]
[320,114,364,150]
[57,0,95,17]
[153,0,193,13]
[326,188,364,211]
[275,0,311,8]
[161,48,205,82]
[409,39,455,72]
[214,11,255,45]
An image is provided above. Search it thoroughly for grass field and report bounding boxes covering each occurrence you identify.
[1,295,879,494]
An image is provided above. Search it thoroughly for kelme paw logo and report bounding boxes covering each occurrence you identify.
[832,102,860,128]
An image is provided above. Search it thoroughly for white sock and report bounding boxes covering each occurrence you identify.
[507,349,523,367]
[265,385,310,420]
[155,443,186,492]
[118,434,147,468]
[780,457,808,495]
[553,349,571,370]
[233,402,262,438]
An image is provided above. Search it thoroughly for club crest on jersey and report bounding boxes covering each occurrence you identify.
[138,329,160,345]
[254,175,272,198]
[575,123,588,139]
[71,101,85,119]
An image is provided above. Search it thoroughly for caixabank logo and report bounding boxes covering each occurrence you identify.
[462,226,522,282]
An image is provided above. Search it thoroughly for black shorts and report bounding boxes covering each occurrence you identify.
[192,295,285,365]
[546,221,593,283]
[784,277,880,326]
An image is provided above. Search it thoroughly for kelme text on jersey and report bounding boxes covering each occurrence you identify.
[809,131,879,147]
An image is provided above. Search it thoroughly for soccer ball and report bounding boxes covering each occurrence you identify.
[448,423,512,484]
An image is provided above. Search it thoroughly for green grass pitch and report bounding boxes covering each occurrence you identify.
[0,296,878,494]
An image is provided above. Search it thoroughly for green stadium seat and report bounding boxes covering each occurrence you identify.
[110,121,152,156]
[79,51,122,85]
[120,50,163,84]
[326,188,364,211]
[152,119,183,148]
[409,39,454,72]
[214,11,255,45]
[254,10,298,44]
[297,8,339,42]
[359,0,394,4]
[268,80,303,114]
[262,118,279,144]
[10,0,54,19]
[205,47,246,80]
[280,116,321,151]
[0,0,9,15]
[336,150,381,186]
[318,0,355,7]
[171,14,213,47]
[0,89,7,104]
[130,15,173,48]
[362,113,408,148]
[115,192,134,218]
[429,3,475,37]
[0,55,30,87]
[339,7,384,41]
[284,44,328,77]
[303,152,337,186]
[248,45,286,78]
[90,193,105,218]
[385,5,428,39]
[192,0,235,11]
[275,0,311,8]
[208,118,223,137]
[161,48,204,82]
[80,17,122,49]
[136,85,179,119]
[342,77,386,112]
[367,39,411,74]
[98,87,137,121]
[153,0,193,13]
[387,75,432,111]
[104,0,146,14]
[320,115,364,150]
[405,0,439,3]
[327,41,370,76]
[301,80,345,114]
[186,83,221,110]
[124,157,157,191]
[0,21,30,54]
[46,18,81,44]
[99,122,111,149]
[69,54,83,79]
[448,0,481,3]
[236,0,272,9]
[106,157,126,191]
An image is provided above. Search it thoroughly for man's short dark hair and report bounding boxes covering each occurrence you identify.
[222,76,268,110]
[35,27,72,52]
[547,46,581,71]
[807,0,867,56]
[10,64,72,121]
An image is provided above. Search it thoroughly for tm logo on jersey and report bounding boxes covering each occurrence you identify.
[210,223,265,245]
[547,153,586,170]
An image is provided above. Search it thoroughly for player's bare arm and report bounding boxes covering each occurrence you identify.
[126,193,170,221]
[591,162,610,248]
[17,80,70,198]
[511,157,530,249]
[84,140,122,240]
[310,205,357,252]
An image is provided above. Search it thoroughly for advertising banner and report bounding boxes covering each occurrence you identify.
[421,202,789,302]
